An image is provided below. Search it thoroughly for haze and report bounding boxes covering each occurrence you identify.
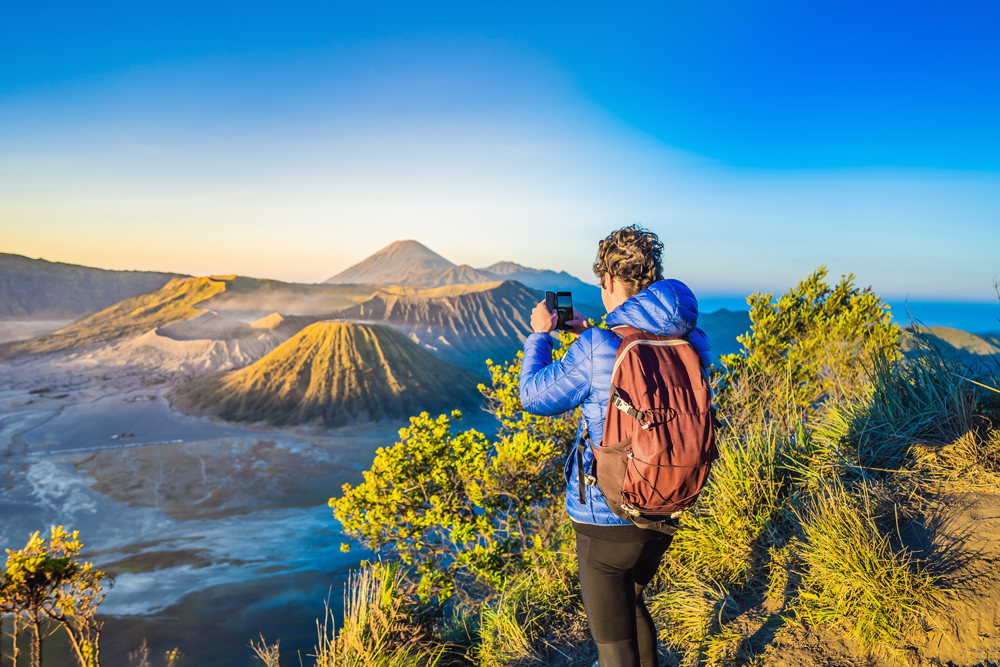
[2,1,998,301]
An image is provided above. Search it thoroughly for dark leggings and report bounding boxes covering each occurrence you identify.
[576,531,673,667]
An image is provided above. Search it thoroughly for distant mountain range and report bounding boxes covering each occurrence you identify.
[172,321,480,426]
[325,240,602,308]
[0,240,775,427]
[0,253,180,319]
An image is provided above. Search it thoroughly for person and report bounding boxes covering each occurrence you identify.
[519,225,711,667]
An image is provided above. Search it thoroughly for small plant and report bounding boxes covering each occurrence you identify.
[250,635,280,667]
[1,526,112,667]
[127,639,151,667]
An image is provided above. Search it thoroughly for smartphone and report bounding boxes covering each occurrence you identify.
[545,291,574,331]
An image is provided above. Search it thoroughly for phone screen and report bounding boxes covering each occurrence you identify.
[557,295,572,308]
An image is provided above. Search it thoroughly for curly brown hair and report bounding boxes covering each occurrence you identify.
[592,224,664,297]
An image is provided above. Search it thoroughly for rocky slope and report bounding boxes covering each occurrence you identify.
[73,311,319,373]
[330,280,539,371]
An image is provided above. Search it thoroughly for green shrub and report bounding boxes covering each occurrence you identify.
[479,346,578,448]
[1,526,111,667]
[331,411,564,601]
[718,267,899,428]
[332,335,580,602]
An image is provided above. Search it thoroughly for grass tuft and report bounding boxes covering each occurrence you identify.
[793,483,939,652]
[812,349,980,478]
[473,544,587,666]
[666,423,786,589]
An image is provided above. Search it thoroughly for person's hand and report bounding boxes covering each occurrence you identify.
[530,301,557,334]
[565,309,592,337]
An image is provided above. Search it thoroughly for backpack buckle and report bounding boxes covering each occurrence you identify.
[620,502,641,517]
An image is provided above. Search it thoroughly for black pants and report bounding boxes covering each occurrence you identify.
[575,530,673,667]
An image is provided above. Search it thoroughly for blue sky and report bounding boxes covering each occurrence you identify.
[1,1,998,301]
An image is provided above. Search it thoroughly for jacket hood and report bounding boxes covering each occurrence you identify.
[605,279,699,337]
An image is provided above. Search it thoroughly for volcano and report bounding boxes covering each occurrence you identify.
[172,321,481,426]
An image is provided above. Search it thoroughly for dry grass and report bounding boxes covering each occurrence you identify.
[311,562,442,667]
[812,347,981,478]
[666,423,786,590]
[250,635,280,667]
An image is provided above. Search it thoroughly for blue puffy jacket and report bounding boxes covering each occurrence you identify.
[519,280,711,525]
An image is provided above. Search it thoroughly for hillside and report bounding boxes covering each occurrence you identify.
[0,253,181,319]
[172,321,481,426]
[400,264,499,287]
[331,280,539,371]
[0,276,227,357]
[903,325,1000,374]
[197,276,375,318]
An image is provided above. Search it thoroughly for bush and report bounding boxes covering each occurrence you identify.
[718,267,899,428]
[331,330,579,602]
[331,410,565,601]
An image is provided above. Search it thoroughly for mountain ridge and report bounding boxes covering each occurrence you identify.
[0,252,182,319]
[0,276,227,358]
[330,280,539,371]
[323,240,601,308]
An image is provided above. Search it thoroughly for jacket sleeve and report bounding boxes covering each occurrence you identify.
[519,331,595,417]
[688,326,713,372]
